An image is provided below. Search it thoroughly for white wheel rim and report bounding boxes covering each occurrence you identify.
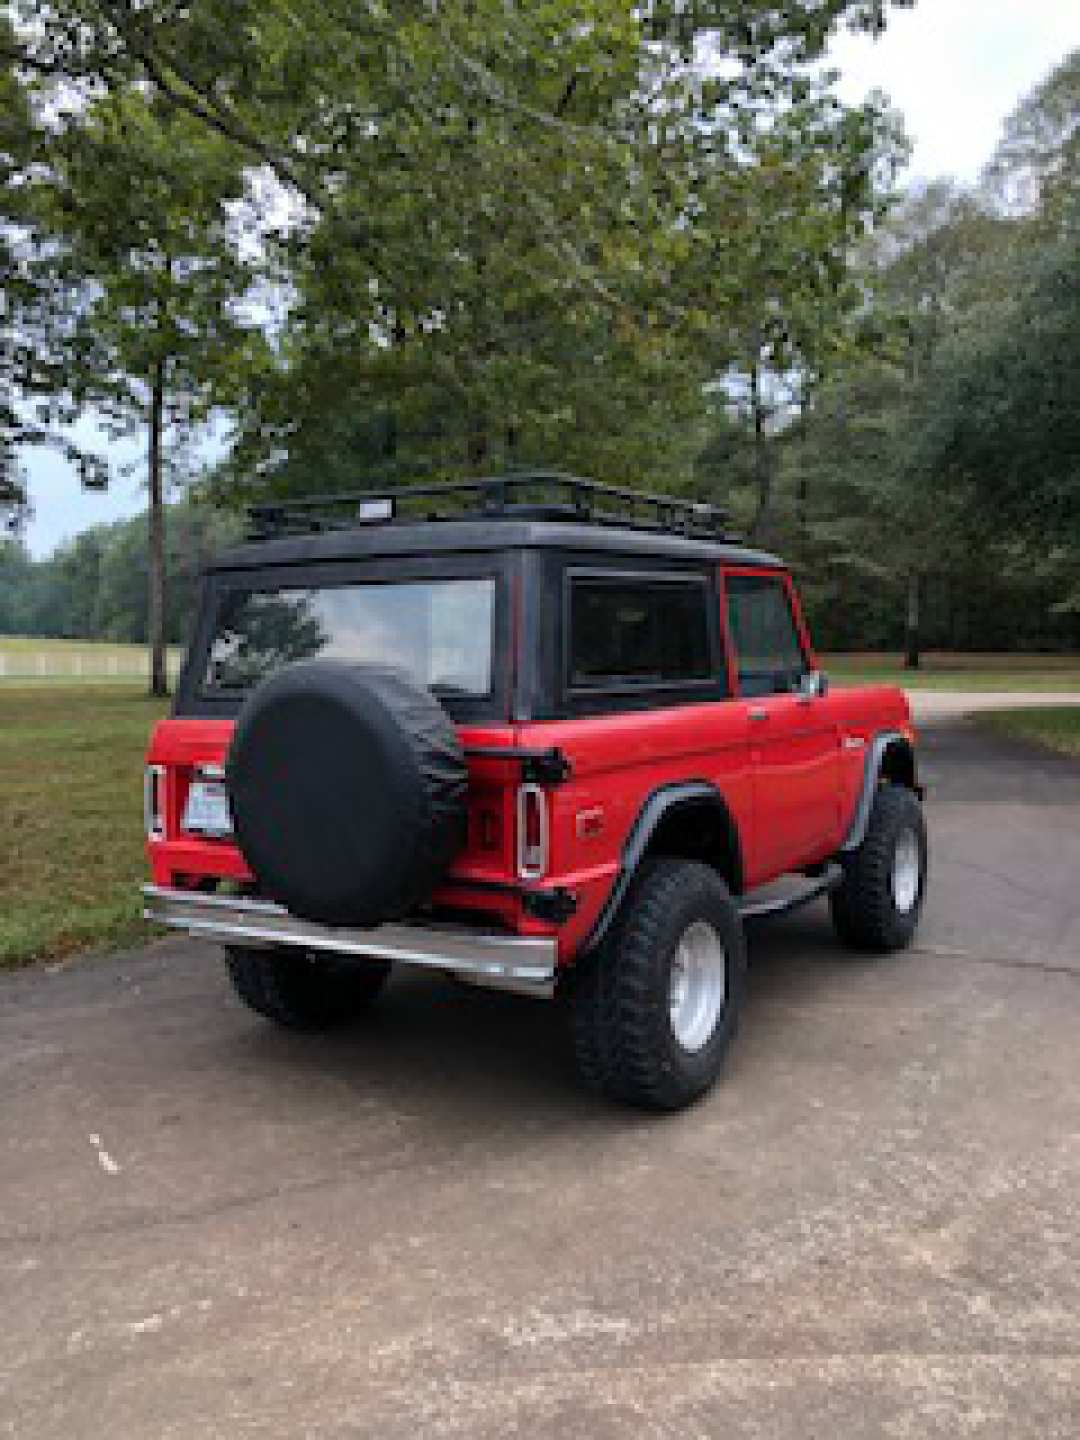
[668,920,727,1053]
[891,829,921,914]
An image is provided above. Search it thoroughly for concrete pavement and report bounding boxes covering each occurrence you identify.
[1,722,1078,1438]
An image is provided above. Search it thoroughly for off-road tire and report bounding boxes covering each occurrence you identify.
[830,784,927,952]
[225,948,391,1030]
[571,859,746,1111]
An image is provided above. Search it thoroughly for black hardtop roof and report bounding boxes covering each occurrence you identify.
[210,517,784,574]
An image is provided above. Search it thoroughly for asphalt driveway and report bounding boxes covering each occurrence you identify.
[1,721,1078,1438]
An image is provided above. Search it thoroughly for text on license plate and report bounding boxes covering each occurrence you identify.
[183,780,233,837]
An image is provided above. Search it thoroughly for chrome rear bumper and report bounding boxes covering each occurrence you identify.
[142,885,557,997]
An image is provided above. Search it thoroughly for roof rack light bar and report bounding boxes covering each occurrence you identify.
[247,471,736,543]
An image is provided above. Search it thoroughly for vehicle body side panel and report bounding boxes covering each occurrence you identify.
[512,700,752,960]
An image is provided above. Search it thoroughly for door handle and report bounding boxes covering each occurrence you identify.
[748,707,768,722]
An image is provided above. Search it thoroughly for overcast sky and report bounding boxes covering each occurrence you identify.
[20,0,1080,558]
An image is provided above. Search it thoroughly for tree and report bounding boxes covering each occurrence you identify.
[12,1,912,513]
[28,91,265,692]
[685,90,907,538]
[912,239,1080,567]
[986,47,1079,225]
[0,536,36,630]
[11,2,914,246]
[903,56,1080,617]
[1,14,108,532]
[0,500,241,644]
[766,176,1030,664]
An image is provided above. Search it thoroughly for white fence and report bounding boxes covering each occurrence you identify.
[0,650,185,682]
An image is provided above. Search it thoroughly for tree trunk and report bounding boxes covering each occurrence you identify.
[467,413,488,471]
[796,387,810,529]
[904,571,921,671]
[147,357,168,697]
[749,359,771,540]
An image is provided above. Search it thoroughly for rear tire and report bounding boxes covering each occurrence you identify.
[226,948,391,1030]
[572,859,746,1111]
[830,785,927,952]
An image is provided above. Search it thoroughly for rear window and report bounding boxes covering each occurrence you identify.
[567,573,713,690]
[202,578,495,697]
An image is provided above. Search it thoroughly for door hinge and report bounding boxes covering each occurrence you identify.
[520,748,572,785]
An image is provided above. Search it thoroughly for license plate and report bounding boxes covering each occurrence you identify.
[183,779,233,837]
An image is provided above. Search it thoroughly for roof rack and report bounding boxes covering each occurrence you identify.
[247,470,737,543]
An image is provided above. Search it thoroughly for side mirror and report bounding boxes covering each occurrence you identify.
[798,670,829,699]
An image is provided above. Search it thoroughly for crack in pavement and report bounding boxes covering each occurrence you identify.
[914,945,1080,981]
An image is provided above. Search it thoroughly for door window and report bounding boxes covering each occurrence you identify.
[725,574,807,697]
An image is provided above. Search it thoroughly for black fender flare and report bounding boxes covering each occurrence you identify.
[585,782,744,953]
[841,730,920,853]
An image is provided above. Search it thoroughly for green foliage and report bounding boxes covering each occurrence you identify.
[912,240,1079,538]
[777,154,1080,652]
[741,52,1080,656]
[6,2,1075,661]
[904,54,1080,600]
[1,15,111,526]
[986,47,1079,225]
[10,0,909,508]
[194,2,905,505]
[885,58,1080,624]
[0,16,33,525]
[0,502,241,644]
[16,80,269,688]
[29,89,266,449]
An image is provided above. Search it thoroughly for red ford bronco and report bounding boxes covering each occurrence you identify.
[143,473,927,1109]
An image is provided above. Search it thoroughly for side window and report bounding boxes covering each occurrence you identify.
[725,574,807,698]
[568,573,713,690]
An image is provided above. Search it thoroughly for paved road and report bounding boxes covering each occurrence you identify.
[2,723,1079,1438]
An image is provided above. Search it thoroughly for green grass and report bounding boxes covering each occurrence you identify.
[978,707,1080,759]
[825,652,1080,691]
[0,686,168,967]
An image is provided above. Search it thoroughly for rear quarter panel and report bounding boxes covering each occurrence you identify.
[514,702,752,961]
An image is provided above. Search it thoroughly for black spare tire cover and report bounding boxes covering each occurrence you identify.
[227,660,467,927]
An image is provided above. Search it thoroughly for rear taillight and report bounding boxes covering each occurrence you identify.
[516,783,548,880]
[144,764,166,840]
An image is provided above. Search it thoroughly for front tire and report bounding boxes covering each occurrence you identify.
[226,948,391,1030]
[830,785,927,952]
[572,859,746,1111]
